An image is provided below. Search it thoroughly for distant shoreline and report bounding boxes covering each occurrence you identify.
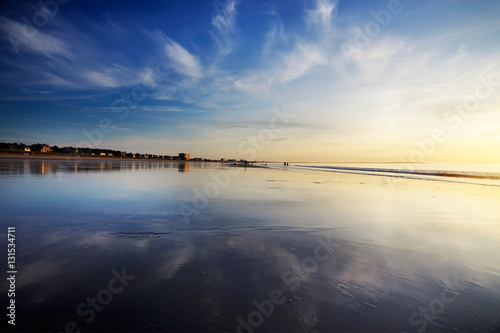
[0,152,264,168]
[0,152,203,162]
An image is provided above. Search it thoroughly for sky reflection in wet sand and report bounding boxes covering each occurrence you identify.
[1,159,500,332]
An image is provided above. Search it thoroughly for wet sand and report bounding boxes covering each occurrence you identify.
[1,159,500,332]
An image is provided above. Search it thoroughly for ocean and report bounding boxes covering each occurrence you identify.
[263,162,500,187]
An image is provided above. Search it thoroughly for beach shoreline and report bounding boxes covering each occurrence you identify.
[0,152,266,168]
[0,152,201,162]
[0,152,134,162]
[1,157,500,332]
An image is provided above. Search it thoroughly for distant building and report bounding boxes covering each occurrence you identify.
[179,153,190,160]
[41,144,52,153]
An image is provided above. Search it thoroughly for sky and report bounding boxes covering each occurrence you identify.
[0,0,499,162]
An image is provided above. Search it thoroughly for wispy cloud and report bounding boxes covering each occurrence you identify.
[1,0,499,161]
[141,106,183,112]
[280,42,328,82]
[304,0,337,33]
[211,0,238,56]
[262,8,287,56]
[0,17,73,58]
[0,15,152,90]
[164,37,203,79]
[83,71,120,88]
[0,116,103,128]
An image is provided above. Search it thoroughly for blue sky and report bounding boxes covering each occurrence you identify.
[1,0,499,162]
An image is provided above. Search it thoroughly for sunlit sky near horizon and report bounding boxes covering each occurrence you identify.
[0,0,499,162]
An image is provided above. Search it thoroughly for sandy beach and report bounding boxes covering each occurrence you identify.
[1,0,499,331]
[1,158,500,332]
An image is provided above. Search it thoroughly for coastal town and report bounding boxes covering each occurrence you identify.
[0,142,247,163]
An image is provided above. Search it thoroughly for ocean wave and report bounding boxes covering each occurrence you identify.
[272,164,500,187]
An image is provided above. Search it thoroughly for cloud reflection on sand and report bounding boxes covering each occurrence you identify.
[2,159,500,332]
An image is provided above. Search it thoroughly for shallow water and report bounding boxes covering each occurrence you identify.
[1,159,500,332]
[266,162,500,187]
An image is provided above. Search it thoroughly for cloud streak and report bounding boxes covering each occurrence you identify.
[0,0,499,161]
[164,37,203,79]
[305,0,337,33]
[211,0,238,56]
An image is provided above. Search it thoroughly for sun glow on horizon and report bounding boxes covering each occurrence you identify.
[0,0,499,163]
